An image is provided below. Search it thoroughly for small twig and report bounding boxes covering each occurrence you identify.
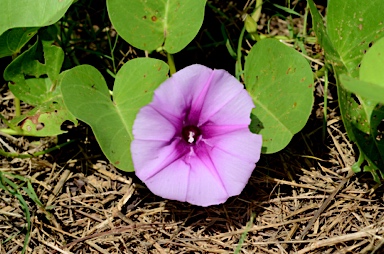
[300,169,354,239]
[47,169,72,207]
[53,223,165,253]
[298,230,378,254]
[0,137,16,153]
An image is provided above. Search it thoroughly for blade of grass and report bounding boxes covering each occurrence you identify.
[0,139,75,158]
[322,69,328,142]
[235,26,246,80]
[273,3,302,17]
[0,172,31,254]
[234,212,255,253]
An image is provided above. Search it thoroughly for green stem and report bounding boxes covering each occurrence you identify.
[0,128,28,136]
[301,3,309,39]
[352,152,365,173]
[107,32,119,74]
[322,69,328,142]
[234,212,255,254]
[14,97,21,117]
[167,52,176,76]
[0,114,18,130]
[0,139,76,158]
[11,53,21,117]
[236,26,246,81]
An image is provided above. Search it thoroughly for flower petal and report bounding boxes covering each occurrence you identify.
[200,87,254,127]
[132,106,179,141]
[150,65,214,124]
[198,69,254,126]
[185,154,229,206]
[132,139,188,181]
[203,129,262,163]
[199,140,260,196]
[143,158,190,202]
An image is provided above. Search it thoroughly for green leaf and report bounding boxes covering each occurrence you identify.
[273,4,301,17]
[3,39,77,136]
[327,0,384,77]
[324,0,384,179]
[4,40,65,105]
[338,38,384,177]
[360,37,384,89]
[61,58,169,171]
[307,0,344,70]
[0,27,39,58]
[0,0,73,36]
[339,75,384,104]
[244,39,314,154]
[107,0,206,53]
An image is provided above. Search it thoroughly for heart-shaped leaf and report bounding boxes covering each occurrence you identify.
[318,0,384,179]
[340,75,384,104]
[0,27,39,58]
[327,0,384,77]
[307,0,345,71]
[61,58,169,171]
[244,38,314,153]
[338,37,384,177]
[4,40,65,105]
[0,0,73,36]
[3,39,77,136]
[107,0,206,53]
[360,37,384,88]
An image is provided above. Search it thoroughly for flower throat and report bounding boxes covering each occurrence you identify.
[182,125,201,144]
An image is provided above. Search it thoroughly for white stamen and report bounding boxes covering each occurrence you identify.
[188,131,194,143]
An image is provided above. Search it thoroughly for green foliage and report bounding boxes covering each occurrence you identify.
[308,0,384,180]
[61,58,169,171]
[3,39,77,136]
[0,27,39,58]
[107,0,206,53]
[0,0,73,36]
[340,35,384,104]
[307,0,343,70]
[359,36,384,100]
[245,39,314,154]
[0,172,32,254]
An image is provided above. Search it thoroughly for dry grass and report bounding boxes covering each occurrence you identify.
[1,98,384,253]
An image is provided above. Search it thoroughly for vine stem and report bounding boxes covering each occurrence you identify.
[167,52,176,76]
[11,53,21,117]
[322,69,328,142]
[0,139,75,158]
[235,26,246,81]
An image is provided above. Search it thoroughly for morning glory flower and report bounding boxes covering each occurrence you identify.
[131,64,262,207]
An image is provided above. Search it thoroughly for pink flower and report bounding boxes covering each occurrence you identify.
[131,64,262,207]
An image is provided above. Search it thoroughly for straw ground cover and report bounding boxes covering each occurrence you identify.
[1,0,384,253]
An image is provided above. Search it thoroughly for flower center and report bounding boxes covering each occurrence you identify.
[182,125,201,144]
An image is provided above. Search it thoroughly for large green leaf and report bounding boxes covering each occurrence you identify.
[61,58,169,171]
[360,37,384,89]
[4,40,64,105]
[316,0,384,179]
[3,39,77,136]
[0,27,39,58]
[244,38,314,154]
[327,0,384,77]
[340,36,384,104]
[0,0,73,36]
[307,0,344,70]
[338,37,384,179]
[340,76,384,104]
[107,0,206,53]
